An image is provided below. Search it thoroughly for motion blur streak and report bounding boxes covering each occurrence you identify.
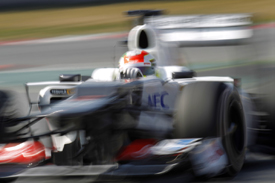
[0,0,275,183]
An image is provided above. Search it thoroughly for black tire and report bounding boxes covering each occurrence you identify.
[0,90,26,141]
[0,178,18,183]
[174,82,246,177]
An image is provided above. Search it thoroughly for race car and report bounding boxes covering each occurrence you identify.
[7,70,247,178]
[0,59,251,180]
[0,10,270,181]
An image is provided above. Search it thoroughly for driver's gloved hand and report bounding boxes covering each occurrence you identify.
[120,68,143,79]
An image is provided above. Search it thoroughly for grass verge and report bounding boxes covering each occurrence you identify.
[0,0,274,41]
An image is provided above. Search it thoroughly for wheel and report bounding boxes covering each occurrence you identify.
[174,82,246,177]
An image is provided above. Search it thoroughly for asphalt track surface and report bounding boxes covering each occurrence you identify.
[0,27,275,183]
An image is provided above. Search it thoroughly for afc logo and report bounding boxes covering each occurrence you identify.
[148,91,169,109]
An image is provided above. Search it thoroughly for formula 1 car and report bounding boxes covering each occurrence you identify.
[0,72,248,179]
[0,10,271,182]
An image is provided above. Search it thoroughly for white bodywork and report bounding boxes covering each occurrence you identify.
[39,85,76,106]
[92,68,119,81]
[127,24,181,66]
[26,82,82,152]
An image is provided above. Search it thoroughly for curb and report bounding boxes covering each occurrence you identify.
[0,64,38,71]
[0,65,16,70]
[250,22,275,29]
[0,32,128,46]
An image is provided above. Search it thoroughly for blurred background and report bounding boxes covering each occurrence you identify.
[0,0,274,91]
[0,0,275,182]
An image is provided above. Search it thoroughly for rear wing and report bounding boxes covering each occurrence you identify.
[125,10,253,44]
[144,14,252,29]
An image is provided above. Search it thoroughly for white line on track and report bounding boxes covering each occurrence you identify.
[0,32,128,46]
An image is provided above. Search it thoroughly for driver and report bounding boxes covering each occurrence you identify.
[119,50,156,79]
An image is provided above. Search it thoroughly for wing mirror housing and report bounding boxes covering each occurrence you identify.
[59,74,81,82]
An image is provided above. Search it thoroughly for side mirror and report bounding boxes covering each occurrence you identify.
[59,74,81,82]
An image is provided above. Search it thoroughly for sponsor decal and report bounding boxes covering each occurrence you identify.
[50,89,75,95]
[67,89,75,95]
[148,91,169,109]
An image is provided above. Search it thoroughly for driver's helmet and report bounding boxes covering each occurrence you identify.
[119,50,156,78]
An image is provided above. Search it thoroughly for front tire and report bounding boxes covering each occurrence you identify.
[174,82,246,177]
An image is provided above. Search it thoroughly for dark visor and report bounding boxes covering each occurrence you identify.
[137,67,155,76]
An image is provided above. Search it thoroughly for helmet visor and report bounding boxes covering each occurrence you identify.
[137,67,155,76]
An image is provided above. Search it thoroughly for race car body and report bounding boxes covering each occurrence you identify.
[14,69,248,179]
[0,63,264,180]
[0,10,264,181]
